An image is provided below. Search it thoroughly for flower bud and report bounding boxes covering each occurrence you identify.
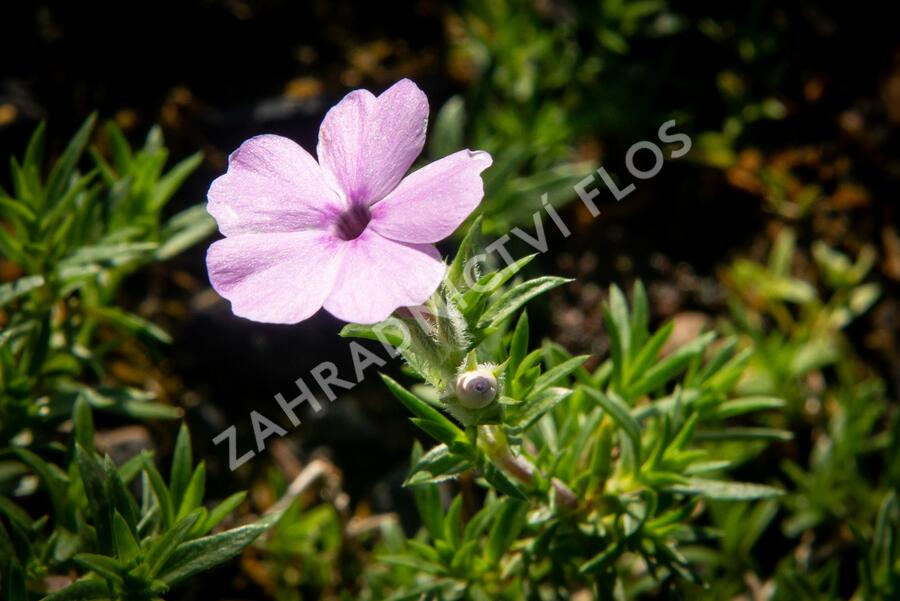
[455,368,498,409]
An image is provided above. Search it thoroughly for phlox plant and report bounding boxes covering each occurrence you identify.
[708,229,899,599]
[205,79,788,599]
[348,238,788,599]
[9,76,886,601]
[0,119,277,600]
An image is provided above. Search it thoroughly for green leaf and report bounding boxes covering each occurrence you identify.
[40,171,97,240]
[339,319,407,349]
[79,385,182,420]
[629,332,716,398]
[585,388,642,474]
[626,321,674,385]
[146,510,203,577]
[406,444,469,486]
[22,312,50,378]
[24,121,47,169]
[75,444,113,555]
[104,456,140,534]
[0,275,44,308]
[117,452,146,485]
[667,478,784,500]
[508,387,573,432]
[202,491,247,534]
[170,423,193,510]
[630,281,650,349]
[694,428,793,442]
[713,396,785,419]
[412,479,445,541]
[382,581,456,601]
[768,227,795,276]
[0,196,37,224]
[641,470,689,487]
[530,355,588,398]
[150,152,202,211]
[789,340,839,376]
[8,157,32,205]
[89,147,116,184]
[46,114,97,205]
[4,560,26,601]
[513,349,543,389]
[602,306,624,390]
[73,553,124,582]
[0,497,32,532]
[769,275,817,304]
[460,253,537,310]
[0,196,37,225]
[177,462,206,519]
[12,448,69,524]
[0,520,17,572]
[41,577,114,601]
[378,554,447,576]
[478,457,528,500]
[87,305,171,345]
[429,95,465,159]
[143,125,165,154]
[447,216,484,291]
[507,310,529,380]
[112,511,141,562]
[444,495,463,549]
[486,499,527,563]
[0,223,24,263]
[580,541,624,574]
[693,337,738,385]
[159,514,277,585]
[479,276,571,328]
[73,395,95,454]
[409,418,468,449]
[103,122,133,171]
[156,204,216,260]
[668,412,699,452]
[59,241,157,269]
[381,374,466,446]
[702,347,752,393]
[462,502,502,542]
[141,452,174,530]
[607,285,632,360]
[49,527,82,564]
[872,492,897,563]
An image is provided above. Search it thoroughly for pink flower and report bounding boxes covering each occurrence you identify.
[206,79,492,325]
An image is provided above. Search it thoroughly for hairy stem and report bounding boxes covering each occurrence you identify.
[477,425,579,510]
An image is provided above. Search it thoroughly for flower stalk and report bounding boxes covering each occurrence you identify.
[476,425,580,510]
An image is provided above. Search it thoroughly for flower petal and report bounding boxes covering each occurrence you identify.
[370,149,492,244]
[323,230,445,324]
[207,230,344,324]
[208,134,342,236]
[317,79,428,205]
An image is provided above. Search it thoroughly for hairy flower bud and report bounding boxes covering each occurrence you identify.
[455,368,498,409]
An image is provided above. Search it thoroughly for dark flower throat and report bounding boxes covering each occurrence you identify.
[335,203,372,241]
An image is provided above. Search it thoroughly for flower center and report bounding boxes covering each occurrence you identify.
[472,379,491,393]
[334,203,372,241]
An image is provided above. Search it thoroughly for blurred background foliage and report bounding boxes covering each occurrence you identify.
[1,0,898,599]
